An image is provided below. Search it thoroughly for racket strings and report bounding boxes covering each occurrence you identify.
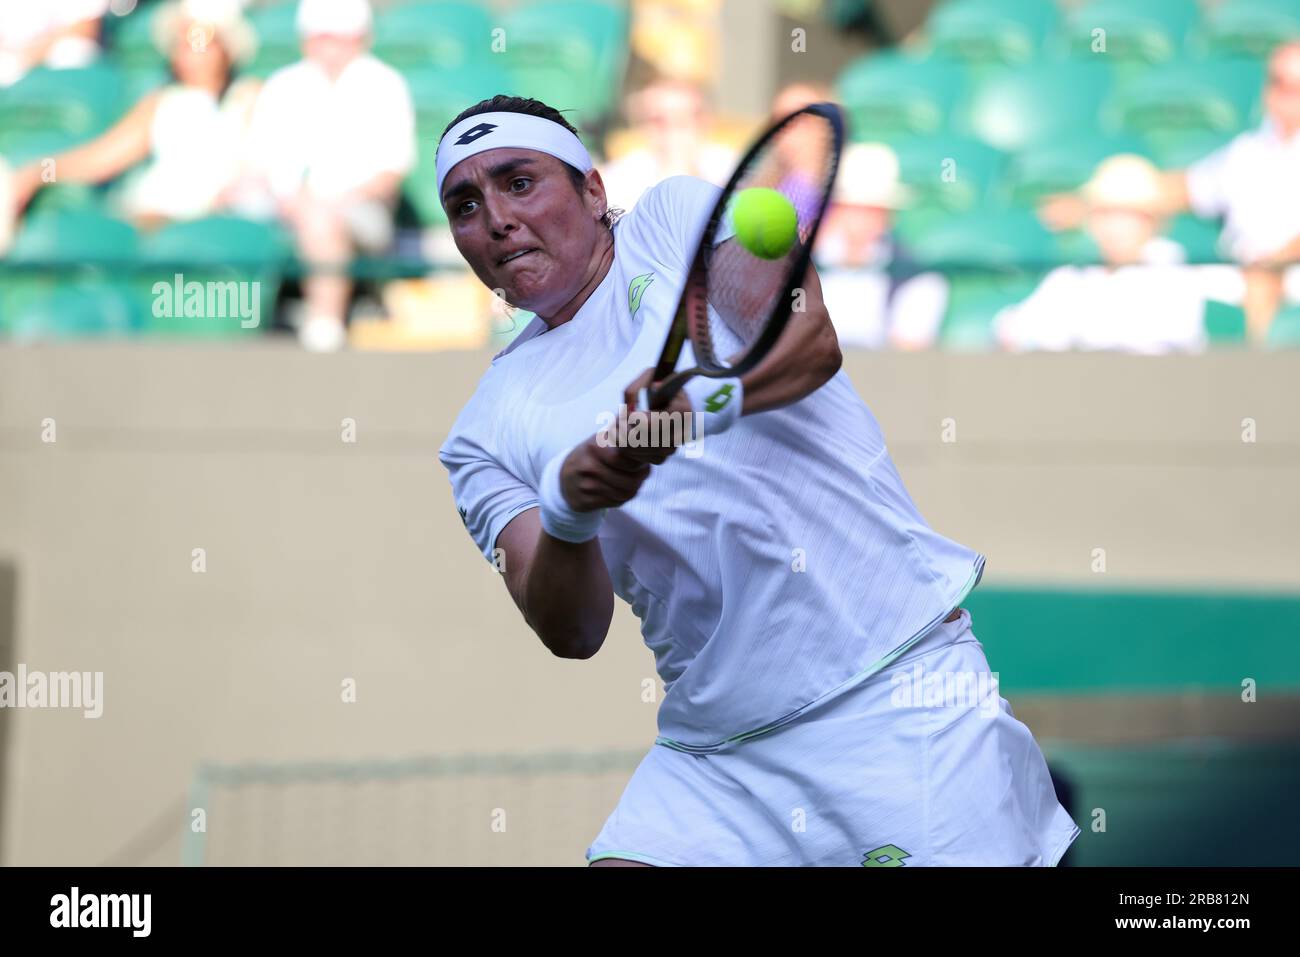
[696,110,840,370]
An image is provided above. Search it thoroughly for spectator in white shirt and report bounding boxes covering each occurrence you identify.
[815,143,948,350]
[237,0,415,350]
[1172,41,1300,343]
[0,0,107,87]
[998,155,1240,354]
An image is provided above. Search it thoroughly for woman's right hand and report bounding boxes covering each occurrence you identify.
[559,432,654,512]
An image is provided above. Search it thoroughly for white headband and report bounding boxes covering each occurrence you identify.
[435,111,594,199]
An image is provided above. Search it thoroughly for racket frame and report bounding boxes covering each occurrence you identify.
[645,101,846,410]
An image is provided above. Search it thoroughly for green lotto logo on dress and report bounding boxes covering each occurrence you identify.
[628,273,654,320]
[862,844,911,867]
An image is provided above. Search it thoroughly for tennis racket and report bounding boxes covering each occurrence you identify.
[640,101,845,411]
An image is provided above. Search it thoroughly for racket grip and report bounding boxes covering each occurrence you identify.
[643,376,688,411]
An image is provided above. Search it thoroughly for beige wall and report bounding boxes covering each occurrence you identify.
[0,346,1297,864]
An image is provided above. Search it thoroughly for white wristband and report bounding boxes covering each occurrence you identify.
[682,376,743,436]
[538,448,606,543]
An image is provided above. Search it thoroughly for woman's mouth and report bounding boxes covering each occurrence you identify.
[498,248,537,266]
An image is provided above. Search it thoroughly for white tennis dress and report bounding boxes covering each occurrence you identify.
[439,175,1079,865]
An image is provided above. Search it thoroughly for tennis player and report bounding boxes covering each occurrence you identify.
[437,95,1080,867]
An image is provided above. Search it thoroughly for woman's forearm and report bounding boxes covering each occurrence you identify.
[522,533,615,659]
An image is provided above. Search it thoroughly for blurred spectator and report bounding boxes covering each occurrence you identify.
[0,0,107,87]
[769,81,835,223]
[1041,41,1300,343]
[1171,40,1300,343]
[233,0,415,351]
[815,143,948,350]
[7,0,260,227]
[998,155,1241,354]
[599,76,734,210]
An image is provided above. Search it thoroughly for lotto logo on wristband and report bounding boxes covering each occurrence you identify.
[704,384,735,413]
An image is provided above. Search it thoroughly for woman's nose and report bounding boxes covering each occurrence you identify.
[483,196,517,237]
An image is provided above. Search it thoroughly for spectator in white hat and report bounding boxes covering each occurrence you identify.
[237,0,416,351]
[997,154,1242,354]
[6,0,260,226]
[1041,41,1300,343]
[814,142,949,349]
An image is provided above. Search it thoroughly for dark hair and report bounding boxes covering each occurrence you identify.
[440,95,621,230]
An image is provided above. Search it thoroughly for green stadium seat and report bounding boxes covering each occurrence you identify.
[2,207,143,338]
[1166,213,1223,263]
[836,53,965,139]
[906,207,1058,271]
[886,134,1006,212]
[1,282,142,340]
[1202,299,1247,344]
[141,215,291,268]
[1266,304,1300,348]
[958,61,1115,152]
[902,207,1072,350]
[1059,0,1199,65]
[0,128,84,166]
[0,65,125,140]
[9,207,138,265]
[122,66,171,105]
[925,0,1060,66]
[500,1,631,125]
[23,183,108,217]
[1108,58,1265,137]
[1195,0,1300,60]
[999,131,1149,206]
[1140,128,1237,168]
[138,216,291,337]
[374,1,495,71]
[938,272,1043,350]
[889,204,950,248]
[403,64,508,137]
[108,3,169,73]
[245,3,301,79]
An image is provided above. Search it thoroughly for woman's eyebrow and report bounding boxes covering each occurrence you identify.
[442,159,539,204]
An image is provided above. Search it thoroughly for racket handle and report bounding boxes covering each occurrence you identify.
[644,374,689,411]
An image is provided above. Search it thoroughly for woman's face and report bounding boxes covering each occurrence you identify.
[171,21,231,87]
[443,148,610,317]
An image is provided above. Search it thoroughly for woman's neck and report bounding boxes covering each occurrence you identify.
[540,231,617,330]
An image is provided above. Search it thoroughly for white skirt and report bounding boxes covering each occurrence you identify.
[587,608,1080,866]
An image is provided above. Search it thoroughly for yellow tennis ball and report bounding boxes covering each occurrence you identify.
[730,188,798,260]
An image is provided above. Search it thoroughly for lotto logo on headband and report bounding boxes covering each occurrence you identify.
[435,110,594,196]
[455,123,499,146]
